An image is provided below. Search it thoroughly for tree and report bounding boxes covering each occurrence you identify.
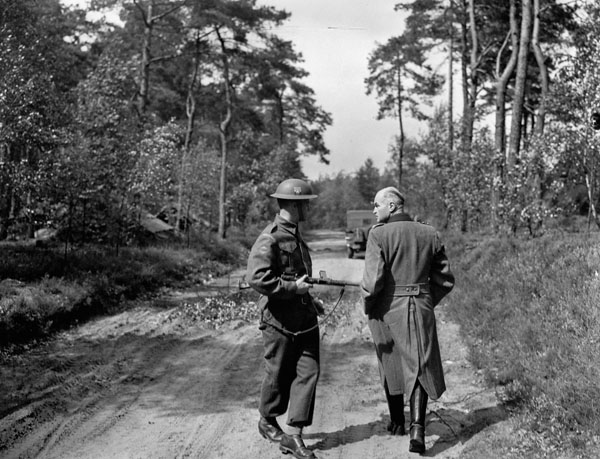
[507,0,533,171]
[491,0,519,232]
[69,48,143,246]
[0,0,83,239]
[398,0,576,233]
[366,32,442,187]
[355,159,381,205]
[251,36,331,162]
[310,172,367,229]
[548,4,600,230]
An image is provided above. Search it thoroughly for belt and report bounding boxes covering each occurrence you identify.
[392,283,430,297]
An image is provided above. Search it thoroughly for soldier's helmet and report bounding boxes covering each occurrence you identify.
[270,178,318,200]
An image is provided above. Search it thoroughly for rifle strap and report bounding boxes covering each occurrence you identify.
[259,287,346,338]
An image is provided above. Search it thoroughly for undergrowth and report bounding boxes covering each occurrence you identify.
[445,231,600,455]
[168,287,356,331]
[0,237,246,347]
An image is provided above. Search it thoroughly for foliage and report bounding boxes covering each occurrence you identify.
[168,291,260,329]
[0,0,79,238]
[0,0,333,242]
[355,158,381,204]
[309,172,370,229]
[365,32,442,123]
[0,0,598,242]
[130,121,183,214]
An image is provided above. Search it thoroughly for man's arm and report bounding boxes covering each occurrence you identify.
[246,233,298,299]
[429,233,455,306]
[361,229,386,314]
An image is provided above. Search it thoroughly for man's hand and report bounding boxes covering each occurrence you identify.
[295,274,311,295]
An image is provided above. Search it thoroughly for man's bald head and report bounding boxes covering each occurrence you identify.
[372,187,405,223]
[375,187,405,208]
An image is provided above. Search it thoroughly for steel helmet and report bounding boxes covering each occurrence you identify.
[270,178,318,200]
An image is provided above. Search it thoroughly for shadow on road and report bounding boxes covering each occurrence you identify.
[303,405,507,455]
[425,405,508,456]
[305,415,389,449]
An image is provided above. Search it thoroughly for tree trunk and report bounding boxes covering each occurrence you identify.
[27,190,34,239]
[492,0,518,232]
[457,0,478,233]
[530,0,549,208]
[585,172,600,230]
[276,91,285,146]
[531,0,548,137]
[443,0,455,230]
[507,0,532,170]
[465,0,477,151]
[396,61,405,187]
[138,1,153,115]
[459,1,470,150]
[135,0,186,116]
[216,28,233,240]
[176,33,201,232]
[448,1,454,153]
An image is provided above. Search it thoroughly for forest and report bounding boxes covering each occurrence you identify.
[2,0,600,244]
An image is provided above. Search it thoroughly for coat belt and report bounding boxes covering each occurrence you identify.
[390,283,430,297]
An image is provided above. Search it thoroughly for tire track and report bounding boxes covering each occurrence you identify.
[174,325,262,458]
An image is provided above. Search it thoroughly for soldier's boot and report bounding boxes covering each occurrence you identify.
[279,434,317,458]
[409,383,428,454]
[258,416,284,443]
[384,381,405,435]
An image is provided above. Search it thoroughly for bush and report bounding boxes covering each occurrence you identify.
[446,232,600,451]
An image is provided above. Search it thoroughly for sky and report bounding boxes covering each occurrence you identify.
[256,0,419,180]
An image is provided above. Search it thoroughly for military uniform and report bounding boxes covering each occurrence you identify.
[361,213,454,400]
[247,214,320,427]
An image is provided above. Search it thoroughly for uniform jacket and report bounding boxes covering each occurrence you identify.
[361,213,454,399]
[246,214,318,333]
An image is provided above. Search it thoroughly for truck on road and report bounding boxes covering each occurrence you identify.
[345,210,376,258]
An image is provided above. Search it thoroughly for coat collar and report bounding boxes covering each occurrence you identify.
[275,213,299,236]
[388,213,413,223]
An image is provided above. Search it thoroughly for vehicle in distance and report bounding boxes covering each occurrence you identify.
[345,210,376,259]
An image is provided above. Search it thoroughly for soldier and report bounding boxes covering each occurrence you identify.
[360,186,455,454]
[246,178,321,459]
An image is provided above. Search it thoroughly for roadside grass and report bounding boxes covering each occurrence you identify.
[445,231,600,455]
[0,237,247,348]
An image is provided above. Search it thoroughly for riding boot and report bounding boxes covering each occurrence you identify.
[409,383,428,454]
[384,380,405,435]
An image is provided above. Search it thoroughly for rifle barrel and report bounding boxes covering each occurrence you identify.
[306,277,360,287]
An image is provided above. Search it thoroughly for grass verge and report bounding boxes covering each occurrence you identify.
[444,231,600,456]
[0,237,246,348]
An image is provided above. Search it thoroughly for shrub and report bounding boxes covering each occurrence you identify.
[446,232,600,450]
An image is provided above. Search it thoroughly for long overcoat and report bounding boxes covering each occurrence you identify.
[361,213,454,400]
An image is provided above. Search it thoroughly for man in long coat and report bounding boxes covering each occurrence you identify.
[361,186,454,454]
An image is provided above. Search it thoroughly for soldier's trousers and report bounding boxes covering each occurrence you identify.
[259,323,320,427]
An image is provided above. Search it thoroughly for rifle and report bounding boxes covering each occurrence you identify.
[239,270,360,290]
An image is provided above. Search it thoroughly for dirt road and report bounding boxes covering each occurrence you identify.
[0,231,506,459]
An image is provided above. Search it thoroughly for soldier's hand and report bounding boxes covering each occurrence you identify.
[295,274,311,295]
